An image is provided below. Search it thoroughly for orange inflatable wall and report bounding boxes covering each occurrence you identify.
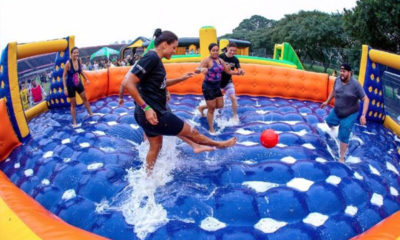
[84,63,330,102]
[166,63,329,101]
[328,76,335,105]
[108,66,131,96]
[351,211,400,240]
[0,98,21,162]
[83,69,109,102]
[0,171,109,240]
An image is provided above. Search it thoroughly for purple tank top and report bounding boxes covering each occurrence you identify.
[205,59,224,82]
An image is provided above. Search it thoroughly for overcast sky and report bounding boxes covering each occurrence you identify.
[0,0,357,56]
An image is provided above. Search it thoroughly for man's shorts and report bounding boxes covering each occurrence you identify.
[325,109,358,144]
[223,82,236,99]
[134,108,184,137]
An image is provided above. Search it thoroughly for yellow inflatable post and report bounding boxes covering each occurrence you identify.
[8,42,30,139]
[219,39,229,53]
[199,26,217,59]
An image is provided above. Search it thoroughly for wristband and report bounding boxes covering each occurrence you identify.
[140,103,147,110]
[143,105,151,112]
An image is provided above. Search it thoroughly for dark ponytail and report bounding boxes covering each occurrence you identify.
[153,28,178,47]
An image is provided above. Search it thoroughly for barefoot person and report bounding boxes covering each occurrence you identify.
[320,63,369,162]
[196,43,241,133]
[119,84,215,154]
[62,46,94,127]
[121,29,236,174]
[198,42,244,123]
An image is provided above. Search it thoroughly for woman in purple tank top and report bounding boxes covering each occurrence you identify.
[196,43,238,134]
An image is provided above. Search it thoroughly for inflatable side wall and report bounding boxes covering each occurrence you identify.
[350,45,400,240]
[48,37,76,108]
[0,171,109,240]
[80,63,330,103]
[0,44,29,140]
[0,99,21,161]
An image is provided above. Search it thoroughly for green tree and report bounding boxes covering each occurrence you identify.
[221,15,276,56]
[270,11,350,72]
[344,0,400,53]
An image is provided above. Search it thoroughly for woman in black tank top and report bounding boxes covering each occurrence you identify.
[121,29,237,175]
[62,47,94,127]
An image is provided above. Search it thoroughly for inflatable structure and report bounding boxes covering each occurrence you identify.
[0,27,399,240]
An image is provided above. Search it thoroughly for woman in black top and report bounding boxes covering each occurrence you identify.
[122,29,236,174]
[62,47,94,127]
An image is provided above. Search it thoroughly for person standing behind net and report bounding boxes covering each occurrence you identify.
[121,29,236,175]
[62,46,94,127]
[320,63,369,163]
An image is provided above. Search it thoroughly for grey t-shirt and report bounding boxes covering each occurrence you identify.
[333,77,366,118]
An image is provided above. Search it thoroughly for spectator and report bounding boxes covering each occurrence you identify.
[29,79,47,106]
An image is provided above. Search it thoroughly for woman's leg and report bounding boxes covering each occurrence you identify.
[206,99,217,133]
[179,136,216,153]
[215,96,224,109]
[79,91,93,115]
[146,135,163,174]
[230,95,238,121]
[178,122,236,148]
[338,141,348,163]
[197,104,207,117]
[70,97,77,126]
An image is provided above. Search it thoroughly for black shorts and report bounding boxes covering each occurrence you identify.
[134,108,184,137]
[67,82,85,98]
[202,87,223,101]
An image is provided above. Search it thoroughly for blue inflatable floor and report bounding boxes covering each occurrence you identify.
[1,95,400,240]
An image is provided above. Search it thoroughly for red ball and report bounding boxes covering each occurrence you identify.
[260,129,279,148]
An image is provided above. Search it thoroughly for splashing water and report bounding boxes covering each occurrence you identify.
[112,137,181,239]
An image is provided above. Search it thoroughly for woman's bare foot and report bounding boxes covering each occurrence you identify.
[339,158,344,163]
[216,137,237,149]
[193,145,216,153]
[197,106,205,117]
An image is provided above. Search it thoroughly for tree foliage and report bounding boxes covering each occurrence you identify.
[270,11,351,72]
[221,3,400,73]
[221,15,276,56]
[344,0,400,53]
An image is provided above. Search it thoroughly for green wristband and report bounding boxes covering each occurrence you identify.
[144,105,151,111]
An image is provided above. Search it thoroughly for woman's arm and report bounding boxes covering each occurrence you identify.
[122,72,158,125]
[166,73,195,86]
[195,58,209,75]
[119,71,132,105]
[81,71,90,83]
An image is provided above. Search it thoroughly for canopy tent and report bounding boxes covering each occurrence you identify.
[90,47,119,60]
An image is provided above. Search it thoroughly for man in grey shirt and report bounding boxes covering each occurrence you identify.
[321,63,370,162]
